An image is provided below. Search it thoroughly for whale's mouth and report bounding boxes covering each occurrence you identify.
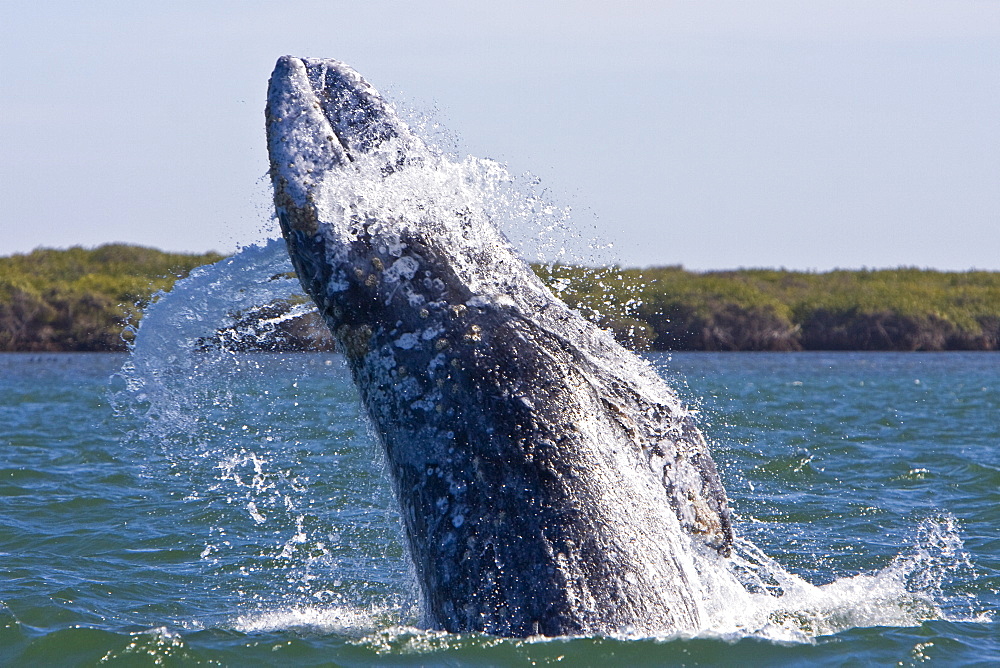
[267,56,408,168]
[295,57,404,162]
[265,56,417,237]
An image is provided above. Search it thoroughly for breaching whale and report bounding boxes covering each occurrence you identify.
[265,56,733,637]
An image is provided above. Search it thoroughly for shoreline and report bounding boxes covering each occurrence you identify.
[3,245,998,353]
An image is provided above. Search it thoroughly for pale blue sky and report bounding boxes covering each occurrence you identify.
[2,1,998,270]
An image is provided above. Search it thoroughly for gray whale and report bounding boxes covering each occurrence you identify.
[265,56,733,637]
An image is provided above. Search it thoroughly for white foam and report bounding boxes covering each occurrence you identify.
[231,605,396,636]
[687,514,978,642]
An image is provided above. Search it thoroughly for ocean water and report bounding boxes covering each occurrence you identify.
[1,349,996,666]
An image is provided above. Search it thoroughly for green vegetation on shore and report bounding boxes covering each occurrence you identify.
[538,264,1000,351]
[0,245,222,351]
[1,245,998,352]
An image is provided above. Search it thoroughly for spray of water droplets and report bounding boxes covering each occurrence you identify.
[109,100,983,640]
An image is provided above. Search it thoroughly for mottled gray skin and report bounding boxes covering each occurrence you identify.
[266,56,733,637]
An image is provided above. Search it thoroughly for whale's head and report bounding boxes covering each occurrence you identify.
[265,56,547,353]
[265,56,417,238]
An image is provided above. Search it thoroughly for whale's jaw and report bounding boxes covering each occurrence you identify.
[265,56,734,637]
[266,56,410,237]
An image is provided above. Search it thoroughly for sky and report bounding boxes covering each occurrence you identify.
[1,0,998,271]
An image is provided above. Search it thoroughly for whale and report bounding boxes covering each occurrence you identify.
[265,56,734,637]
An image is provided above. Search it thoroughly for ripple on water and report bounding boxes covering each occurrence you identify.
[1,348,997,665]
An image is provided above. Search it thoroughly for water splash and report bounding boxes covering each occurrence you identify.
[224,513,977,644]
[111,101,980,642]
[111,239,414,618]
[113,240,300,440]
[115,245,979,644]
[689,514,981,642]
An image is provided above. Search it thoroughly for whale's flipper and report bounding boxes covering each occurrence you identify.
[266,56,733,637]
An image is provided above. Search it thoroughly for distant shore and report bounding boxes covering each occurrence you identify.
[2,245,998,352]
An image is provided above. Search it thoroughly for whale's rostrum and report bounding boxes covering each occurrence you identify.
[265,55,734,637]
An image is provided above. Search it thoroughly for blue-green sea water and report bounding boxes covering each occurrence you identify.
[1,350,997,666]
